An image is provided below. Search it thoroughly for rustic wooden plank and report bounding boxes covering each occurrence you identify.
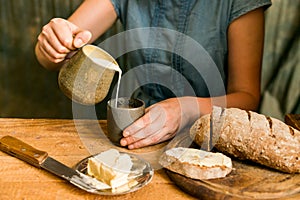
[0,118,196,200]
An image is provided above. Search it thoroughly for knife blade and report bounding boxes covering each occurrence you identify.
[209,108,213,151]
[206,106,225,152]
[200,109,213,151]
[0,135,110,192]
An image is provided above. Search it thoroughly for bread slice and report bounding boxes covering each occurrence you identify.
[190,107,300,173]
[159,147,232,180]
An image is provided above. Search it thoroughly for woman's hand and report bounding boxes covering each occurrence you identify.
[35,0,117,70]
[120,97,203,149]
[35,18,92,70]
[120,98,182,149]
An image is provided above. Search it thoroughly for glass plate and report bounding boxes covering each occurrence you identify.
[74,152,154,195]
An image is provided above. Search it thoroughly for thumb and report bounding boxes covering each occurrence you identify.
[73,30,92,48]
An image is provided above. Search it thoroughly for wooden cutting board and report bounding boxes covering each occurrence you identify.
[164,132,300,200]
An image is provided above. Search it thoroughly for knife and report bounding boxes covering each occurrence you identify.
[0,135,110,192]
[205,106,225,152]
[209,108,213,151]
[200,108,213,151]
[200,106,224,151]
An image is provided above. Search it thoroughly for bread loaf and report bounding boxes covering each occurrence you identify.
[190,107,300,173]
[159,147,232,180]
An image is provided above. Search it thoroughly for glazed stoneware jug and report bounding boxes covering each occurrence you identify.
[58,45,120,105]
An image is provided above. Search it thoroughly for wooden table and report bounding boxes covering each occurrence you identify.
[0,118,196,200]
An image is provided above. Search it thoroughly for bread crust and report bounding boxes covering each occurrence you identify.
[190,107,300,173]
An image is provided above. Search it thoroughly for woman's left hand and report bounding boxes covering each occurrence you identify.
[120,98,181,149]
[120,97,199,149]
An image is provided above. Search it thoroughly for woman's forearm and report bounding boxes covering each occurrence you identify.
[180,91,260,125]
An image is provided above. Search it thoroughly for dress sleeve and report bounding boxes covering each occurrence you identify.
[229,0,272,23]
[109,0,121,17]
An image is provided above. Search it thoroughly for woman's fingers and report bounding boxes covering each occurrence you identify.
[37,18,92,63]
[120,101,179,149]
[123,105,162,137]
[37,39,67,63]
[50,18,76,50]
[126,127,175,149]
[73,30,92,48]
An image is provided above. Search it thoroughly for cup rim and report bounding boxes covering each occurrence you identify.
[107,97,145,110]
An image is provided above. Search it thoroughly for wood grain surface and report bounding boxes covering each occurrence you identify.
[0,118,196,200]
[165,132,300,200]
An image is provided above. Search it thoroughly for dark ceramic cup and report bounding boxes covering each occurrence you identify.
[107,97,145,146]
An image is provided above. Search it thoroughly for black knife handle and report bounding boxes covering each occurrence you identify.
[0,135,48,167]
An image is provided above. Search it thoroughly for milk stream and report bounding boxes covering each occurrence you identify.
[92,58,122,108]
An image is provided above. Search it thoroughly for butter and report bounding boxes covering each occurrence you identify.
[87,149,133,189]
[165,147,232,168]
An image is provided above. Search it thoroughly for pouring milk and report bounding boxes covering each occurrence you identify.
[92,58,122,108]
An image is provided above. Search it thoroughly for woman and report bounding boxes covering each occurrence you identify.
[35,0,272,149]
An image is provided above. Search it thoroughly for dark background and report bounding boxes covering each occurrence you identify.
[0,0,122,119]
[0,0,299,120]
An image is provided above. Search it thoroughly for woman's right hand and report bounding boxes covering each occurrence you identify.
[35,18,92,70]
